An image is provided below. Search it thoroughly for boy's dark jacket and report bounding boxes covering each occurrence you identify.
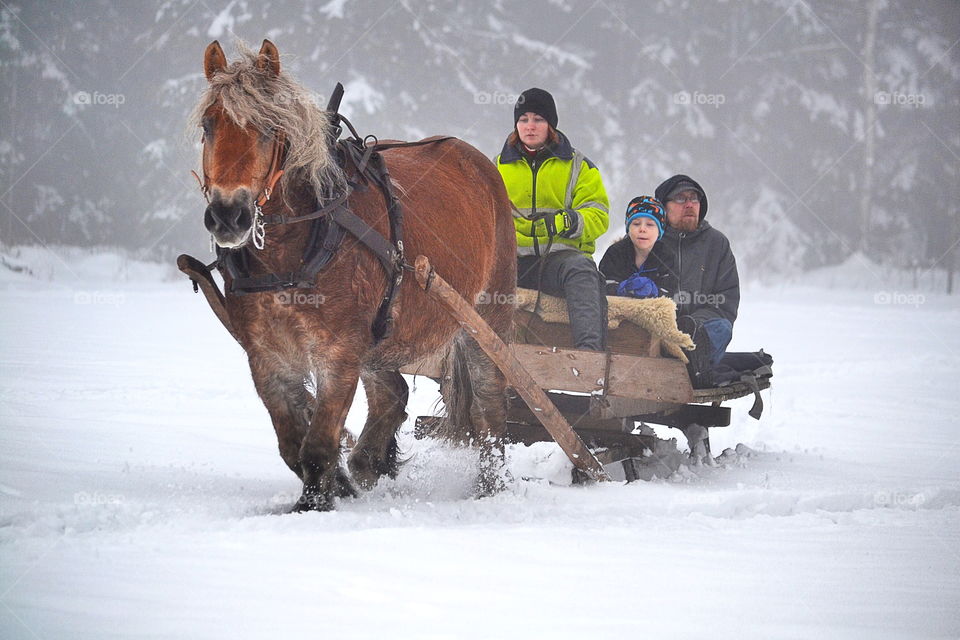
[598,238,677,298]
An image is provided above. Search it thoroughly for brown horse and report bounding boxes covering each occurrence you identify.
[191,40,516,511]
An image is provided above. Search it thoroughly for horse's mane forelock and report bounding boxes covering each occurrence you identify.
[189,41,346,201]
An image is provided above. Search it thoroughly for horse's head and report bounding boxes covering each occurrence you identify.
[197,40,285,248]
[192,39,346,249]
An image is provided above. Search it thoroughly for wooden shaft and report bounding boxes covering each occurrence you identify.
[177,254,240,344]
[413,255,610,482]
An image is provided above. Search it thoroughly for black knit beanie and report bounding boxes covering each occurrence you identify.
[514,88,558,129]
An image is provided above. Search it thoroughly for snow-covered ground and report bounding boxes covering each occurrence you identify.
[1,250,958,639]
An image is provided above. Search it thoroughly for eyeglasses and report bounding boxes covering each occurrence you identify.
[669,193,700,204]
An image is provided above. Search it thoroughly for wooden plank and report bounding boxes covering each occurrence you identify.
[607,321,657,357]
[515,310,577,350]
[508,401,626,433]
[607,353,693,403]
[592,395,678,418]
[401,345,609,392]
[401,346,694,408]
[516,309,659,358]
[508,344,607,394]
[413,255,610,482]
[503,420,657,451]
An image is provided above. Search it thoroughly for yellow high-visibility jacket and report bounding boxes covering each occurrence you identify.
[496,131,609,257]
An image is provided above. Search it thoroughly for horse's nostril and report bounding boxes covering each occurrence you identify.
[204,204,220,230]
[205,200,251,237]
[208,204,230,225]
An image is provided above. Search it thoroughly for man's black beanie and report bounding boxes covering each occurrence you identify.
[514,88,558,130]
[655,174,709,219]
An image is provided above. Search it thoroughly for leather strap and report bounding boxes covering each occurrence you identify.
[328,206,397,275]
[256,130,286,206]
[260,191,351,226]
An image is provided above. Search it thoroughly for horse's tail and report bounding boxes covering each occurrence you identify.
[437,328,509,445]
[437,333,477,444]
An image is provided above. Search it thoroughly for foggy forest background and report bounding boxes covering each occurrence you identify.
[1,0,958,287]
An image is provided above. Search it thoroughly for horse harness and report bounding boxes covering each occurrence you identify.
[192,112,453,344]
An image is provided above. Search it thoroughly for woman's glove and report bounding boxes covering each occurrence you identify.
[531,209,583,239]
[556,208,583,239]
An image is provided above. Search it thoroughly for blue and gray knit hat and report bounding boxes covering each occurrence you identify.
[625,195,665,238]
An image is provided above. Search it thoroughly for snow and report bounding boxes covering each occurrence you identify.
[1,252,959,638]
[141,138,168,163]
[341,76,385,116]
[509,33,590,70]
[207,1,237,38]
[0,245,177,284]
[206,1,252,39]
[319,0,350,20]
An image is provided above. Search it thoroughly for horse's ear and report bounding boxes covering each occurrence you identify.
[256,39,280,76]
[204,40,227,81]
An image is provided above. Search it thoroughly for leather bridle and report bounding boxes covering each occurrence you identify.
[191,128,287,250]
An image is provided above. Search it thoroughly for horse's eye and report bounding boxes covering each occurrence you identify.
[201,117,214,137]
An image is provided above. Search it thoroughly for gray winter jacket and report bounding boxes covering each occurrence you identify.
[662,222,739,325]
[655,174,739,325]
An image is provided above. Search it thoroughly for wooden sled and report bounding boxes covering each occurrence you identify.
[404,274,771,483]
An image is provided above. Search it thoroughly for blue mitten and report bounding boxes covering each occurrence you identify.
[617,272,659,298]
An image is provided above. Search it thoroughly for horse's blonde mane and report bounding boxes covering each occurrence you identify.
[189,41,346,200]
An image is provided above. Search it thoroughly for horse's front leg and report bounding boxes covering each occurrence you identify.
[248,357,313,479]
[294,357,361,512]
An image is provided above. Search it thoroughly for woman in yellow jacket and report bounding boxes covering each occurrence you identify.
[496,88,610,350]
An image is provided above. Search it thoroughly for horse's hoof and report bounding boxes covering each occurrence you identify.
[347,456,382,491]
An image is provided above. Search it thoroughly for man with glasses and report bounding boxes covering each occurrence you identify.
[654,174,740,388]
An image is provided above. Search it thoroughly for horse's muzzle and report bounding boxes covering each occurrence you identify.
[205,189,254,248]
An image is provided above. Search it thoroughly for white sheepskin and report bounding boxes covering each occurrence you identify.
[515,288,694,362]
